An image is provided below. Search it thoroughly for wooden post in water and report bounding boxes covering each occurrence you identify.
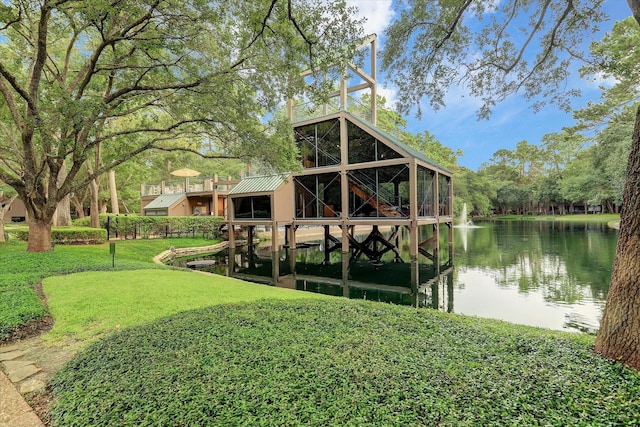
[272,223,279,284]
[228,246,236,277]
[324,225,331,265]
[228,224,235,248]
[271,251,280,286]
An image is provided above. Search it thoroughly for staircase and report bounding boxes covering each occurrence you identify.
[347,173,403,218]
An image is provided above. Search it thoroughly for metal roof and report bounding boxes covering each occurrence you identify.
[143,193,186,210]
[228,174,289,196]
[344,111,453,175]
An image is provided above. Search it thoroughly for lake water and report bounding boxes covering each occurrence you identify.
[176,220,617,334]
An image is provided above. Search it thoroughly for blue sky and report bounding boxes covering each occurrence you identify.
[347,0,632,171]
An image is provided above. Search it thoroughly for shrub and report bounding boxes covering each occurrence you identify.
[73,214,224,239]
[50,299,640,426]
[12,227,107,244]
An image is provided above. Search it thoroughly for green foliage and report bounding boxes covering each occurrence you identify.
[43,269,328,344]
[0,272,47,340]
[381,0,610,117]
[0,238,219,341]
[579,17,640,115]
[12,227,107,244]
[50,299,640,426]
[0,0,365,250]
[454,168,496,215]
[73,214,224,239]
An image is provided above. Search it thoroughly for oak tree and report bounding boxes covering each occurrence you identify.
[0,0,363,251]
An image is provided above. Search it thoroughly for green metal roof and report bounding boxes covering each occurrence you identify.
[143,193,186,210]
[344,111,453,175]
[228,174,289,196]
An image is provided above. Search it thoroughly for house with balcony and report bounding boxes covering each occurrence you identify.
[140,175,240,217]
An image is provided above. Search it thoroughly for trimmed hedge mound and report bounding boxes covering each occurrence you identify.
[50,299,640,426]
[12,227,107,244]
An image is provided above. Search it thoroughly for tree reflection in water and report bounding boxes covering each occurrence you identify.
[177,221,616,334]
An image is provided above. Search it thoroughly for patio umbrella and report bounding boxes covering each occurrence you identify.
[170,168,201,177]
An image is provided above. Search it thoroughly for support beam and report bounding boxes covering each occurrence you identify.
[271,251,279,286]
[347,225,402,265]
[324,225,331,265]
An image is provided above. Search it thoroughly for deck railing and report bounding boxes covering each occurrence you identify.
[141,176,240,197]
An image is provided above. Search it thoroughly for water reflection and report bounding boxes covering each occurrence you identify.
[454,221,616,333]
[221,244,455,311]
[175,221,617,334]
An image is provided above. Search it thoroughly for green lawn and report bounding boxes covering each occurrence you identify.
[44,269,327,344]
[0,237,218,341]
[4,233,640,425]
[50,299,640,426]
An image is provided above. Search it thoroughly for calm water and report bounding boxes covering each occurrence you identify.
[452,221,616,333]
[176,221,617,334]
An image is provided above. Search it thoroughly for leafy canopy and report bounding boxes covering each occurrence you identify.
[0,0,364,213]
[381,0,609,118]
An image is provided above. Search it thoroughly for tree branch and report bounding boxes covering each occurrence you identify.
[103,79,204,104]
[71,0,162,97]
[287,0,316,68]
[245,0,278,51]
[433,0,474,52]
[0,5,22,30]
[513,1,574,92]
[0,79,24,130]
[0,62,36,114]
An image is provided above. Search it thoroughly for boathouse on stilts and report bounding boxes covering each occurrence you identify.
[226,36,454,304]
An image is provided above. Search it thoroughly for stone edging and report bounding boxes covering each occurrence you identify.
[153,241,230,264]
[153,239,253,265]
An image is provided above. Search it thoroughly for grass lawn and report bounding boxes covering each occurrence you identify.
[0,237,218,341]
[50,299,640,426]
[4,233,640,425]
[43,269,328,344]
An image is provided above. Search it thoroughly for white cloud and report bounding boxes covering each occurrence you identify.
[347,0,394,37]
[584,71,618,89]
[376,85,397,108]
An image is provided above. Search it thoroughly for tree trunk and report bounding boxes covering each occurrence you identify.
[53,160,72,226]
[89,179,100,228]
[595,105,640,370]
[27,218,53,252]
[109,170,120,214]
[72,198,85,218]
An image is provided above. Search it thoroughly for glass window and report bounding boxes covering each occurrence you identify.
[439,174,452,216]
[347,121,375,163]
[233,196,272,219]
[417,166,435,217]
[376,142,402,161]
[145,209,168,216]
[294,119,341,168]
[294,173,341,219]
[347,165,409,218]
[347,120,402,164]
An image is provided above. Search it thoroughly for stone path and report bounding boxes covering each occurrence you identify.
[0,338,75,427]
[0,343,45,426]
